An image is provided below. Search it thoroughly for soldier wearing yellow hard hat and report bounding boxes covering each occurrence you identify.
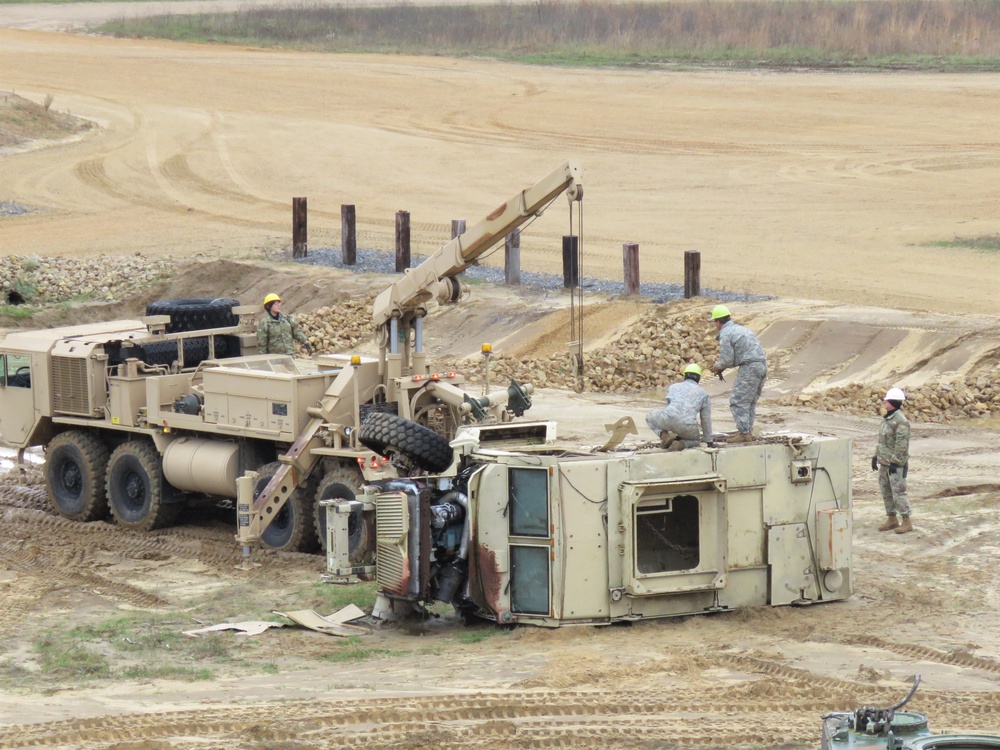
[257,293,312,357]
[645,362,714,451]
[711,304,766,443]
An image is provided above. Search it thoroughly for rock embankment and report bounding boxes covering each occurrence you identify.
[776,370,1000,423]
[0,254,173,305]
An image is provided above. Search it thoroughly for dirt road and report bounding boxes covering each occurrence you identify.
[2,19,1000,313]
[3,8,1000,749]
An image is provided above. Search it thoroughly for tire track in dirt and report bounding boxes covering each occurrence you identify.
[844,635,1000,675]
[3,682,997,750]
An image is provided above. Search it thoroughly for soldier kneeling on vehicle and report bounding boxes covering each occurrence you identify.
[646,363,715,451]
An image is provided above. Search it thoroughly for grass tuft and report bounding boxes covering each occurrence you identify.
[928,234,1000,253]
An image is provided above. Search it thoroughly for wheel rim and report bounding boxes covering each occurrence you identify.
[271,504,291,532]
[123,470,146,510]
[60,460,82,498]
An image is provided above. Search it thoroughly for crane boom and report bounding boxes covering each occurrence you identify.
[372,160,583,330]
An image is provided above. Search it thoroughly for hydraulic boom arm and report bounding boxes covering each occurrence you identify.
[372,160,583,332]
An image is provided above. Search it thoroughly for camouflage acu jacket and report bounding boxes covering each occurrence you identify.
[257,313,308,356]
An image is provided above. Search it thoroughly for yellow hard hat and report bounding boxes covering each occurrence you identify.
[683,363,702,377]
[263,293,282,306]
[711,304,731,320]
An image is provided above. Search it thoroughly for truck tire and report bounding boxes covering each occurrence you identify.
[359,412,453,473]
[135,336,229,368]
[145,298,240,333]
[46,430,110,522]
[314,467,361,553]
[107,441,178,531]
[253,462,319,553]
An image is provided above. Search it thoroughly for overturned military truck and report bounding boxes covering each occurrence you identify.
[318,420,854,627]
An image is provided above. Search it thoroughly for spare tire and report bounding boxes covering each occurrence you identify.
[145,297,240,333]
[359,413,453,474]
[134,336,229,368]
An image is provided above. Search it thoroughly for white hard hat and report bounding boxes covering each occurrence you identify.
[884,387,906,402]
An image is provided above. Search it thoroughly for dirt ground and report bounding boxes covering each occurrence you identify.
[3,5,1000,749]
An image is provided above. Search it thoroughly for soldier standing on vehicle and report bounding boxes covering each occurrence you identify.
[711,305,767,443]
[645,363,714,451]
[257,293,312,357]
[872,387,913,534]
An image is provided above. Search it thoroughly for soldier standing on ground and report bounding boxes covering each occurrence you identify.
[710,305,767,443]
[873,387,913,534]
[257,293,312,357]
[645,363,714,451]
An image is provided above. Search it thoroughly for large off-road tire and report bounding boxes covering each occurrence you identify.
[359,412,453,473]
[253,462,319,553]
[145,297,240,333]
[314,466,362,553]
[45,430,110,522]
[107,441,178,531]
[135,336,230,368]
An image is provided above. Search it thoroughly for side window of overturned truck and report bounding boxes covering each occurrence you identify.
[1,353,32,389]
[508,468,551,616]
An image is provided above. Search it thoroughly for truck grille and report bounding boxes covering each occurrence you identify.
[376,491,410,596]
[50,356,92,416]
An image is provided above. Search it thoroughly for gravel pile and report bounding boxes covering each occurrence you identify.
[0,254,174,305]
[776,367,1000,423]
[289,247,770,305]
[0,202,31,218]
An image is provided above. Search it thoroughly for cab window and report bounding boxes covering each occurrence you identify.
[1,353,32,388]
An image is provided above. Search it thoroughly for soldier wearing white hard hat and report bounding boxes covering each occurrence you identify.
[872,387,913,534]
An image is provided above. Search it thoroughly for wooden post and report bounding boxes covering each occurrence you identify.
[623,242,640,296]
[451,219,466,239]
[505,228,521,285]
[562,235,579,289]
[341,204,356,265]
[395,210,411,272]
[684,250,701,298]
[292,197,307,258]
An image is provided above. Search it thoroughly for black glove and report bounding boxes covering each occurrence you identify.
[871,456,878,471]
[304,343,313,356]
[889,463,900,475]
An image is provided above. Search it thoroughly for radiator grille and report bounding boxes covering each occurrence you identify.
[50,357,92,415]
[376,492,409,595]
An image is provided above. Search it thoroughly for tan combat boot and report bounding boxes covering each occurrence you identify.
[659,431,678,449]
[666,441,685,452]
[878,514,899,532]
[729,432,753,444]
[894,516,913,534]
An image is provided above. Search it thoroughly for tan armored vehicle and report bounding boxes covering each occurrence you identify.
[318,421,854,626]
[0,162,584,552]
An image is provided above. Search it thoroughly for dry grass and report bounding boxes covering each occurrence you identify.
[100,0,1000,69]
[0,92,93,150]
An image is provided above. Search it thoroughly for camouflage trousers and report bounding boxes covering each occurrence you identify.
[878,465,911,517]
[645,411,701,448]
[730,361,767,434]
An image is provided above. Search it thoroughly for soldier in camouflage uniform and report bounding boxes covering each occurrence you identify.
[257,293,312,357]
[646,363,714,451]
[872,387,912,534]
[710,305,767,443]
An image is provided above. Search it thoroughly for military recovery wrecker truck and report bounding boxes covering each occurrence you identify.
[0,162,584,553]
